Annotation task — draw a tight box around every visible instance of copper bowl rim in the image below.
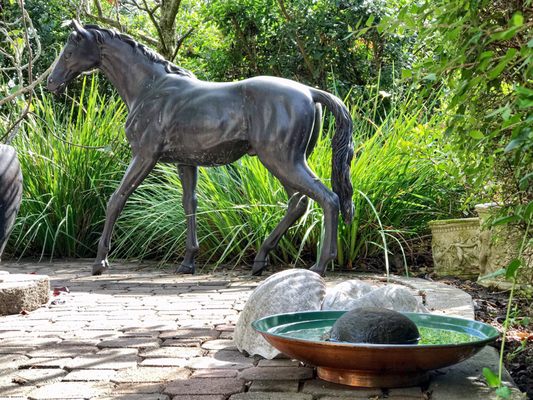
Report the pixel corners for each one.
[252,310,500,350]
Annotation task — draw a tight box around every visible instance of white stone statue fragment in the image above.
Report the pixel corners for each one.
[233,269,326,359]
[321,279,374,310]
[323,283,427,313]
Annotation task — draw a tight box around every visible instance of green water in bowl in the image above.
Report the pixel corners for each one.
[278,325,479,345]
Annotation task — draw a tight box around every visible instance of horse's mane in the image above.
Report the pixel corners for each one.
[83,24,195,79]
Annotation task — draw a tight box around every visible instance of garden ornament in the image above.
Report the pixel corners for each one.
[47,20,354,276]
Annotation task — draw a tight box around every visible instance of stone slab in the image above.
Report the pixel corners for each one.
[140,347,204,358]
[238,366,314,381]
[98,395,169,400]
[249,380,299,392]
[229,394,313,400]
[164,378,245,396]
[62,369,116,381]
[0,273,50,315]
[429,346,525,399]
[26,382,112,399]
[302,379,382,397]
[171,396,225,400]
[112,367,190,383]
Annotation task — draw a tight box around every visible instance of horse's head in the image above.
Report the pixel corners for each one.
[47,20,100,94]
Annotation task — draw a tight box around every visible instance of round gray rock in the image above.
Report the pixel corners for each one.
[234,269,326,359]
[328,307,420,344]
[0,272,50,315]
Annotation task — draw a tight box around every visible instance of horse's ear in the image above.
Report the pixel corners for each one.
[71,19,89,40]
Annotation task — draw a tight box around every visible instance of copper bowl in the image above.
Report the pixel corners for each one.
[252,311,499,388]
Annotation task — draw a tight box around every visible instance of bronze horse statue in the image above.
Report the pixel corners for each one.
[47,21,354,276]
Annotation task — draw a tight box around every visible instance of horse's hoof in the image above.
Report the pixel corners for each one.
[251,260,268,276]
[309,264,326,277]
[176,264,195,274]
[92,260,109,276]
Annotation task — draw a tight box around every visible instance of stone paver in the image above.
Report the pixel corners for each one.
[26,382,112,399]
[238,366,314,381]
[229,394,313,400]
[164,378,245,396]
[301,380,382,398]
[248,380,299,392]
[62,369,116,381]
[0,262,524,400]
[112,367,190,383]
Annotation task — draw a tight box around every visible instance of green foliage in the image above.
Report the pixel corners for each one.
[6,77,129,259]
[380,0,532,209]
[206,0,414,94]
[0,0,73,76]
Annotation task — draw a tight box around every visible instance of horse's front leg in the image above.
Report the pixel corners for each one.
[176,165,199,274]
[92,155,157,275]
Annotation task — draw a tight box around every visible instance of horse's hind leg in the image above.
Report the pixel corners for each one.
[176,165,199,274]
[252,187,309,276]
[257,157,339,276]
[93,155,157,275]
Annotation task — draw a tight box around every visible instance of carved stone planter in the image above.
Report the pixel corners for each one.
[429,218,480,278]
[0,144,23,261]
[476,203,532,289]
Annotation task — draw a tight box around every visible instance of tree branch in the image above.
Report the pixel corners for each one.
[141,0,167,54]
[276,0,316,79]
[84,11,159,47]
[0,63,52,108]
[171,26,194,61]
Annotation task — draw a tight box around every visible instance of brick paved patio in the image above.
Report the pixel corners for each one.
[0,261,524,399]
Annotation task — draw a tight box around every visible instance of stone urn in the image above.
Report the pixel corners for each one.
[476,203,532,289]
[0,144,23,261]
[428,218,480,278]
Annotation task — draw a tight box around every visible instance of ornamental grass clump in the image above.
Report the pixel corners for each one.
[7,76,128,258]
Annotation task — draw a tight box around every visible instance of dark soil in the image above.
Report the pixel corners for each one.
[431,277,532,398]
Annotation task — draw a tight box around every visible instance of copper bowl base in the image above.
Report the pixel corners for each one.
[317,366,429,388]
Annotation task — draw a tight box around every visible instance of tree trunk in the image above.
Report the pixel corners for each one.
[158,0,182,60]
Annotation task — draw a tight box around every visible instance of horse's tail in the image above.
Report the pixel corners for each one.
[311,88,354,224]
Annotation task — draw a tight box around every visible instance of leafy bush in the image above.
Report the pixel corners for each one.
[206,0,414,94]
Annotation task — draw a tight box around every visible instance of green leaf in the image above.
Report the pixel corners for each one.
[479,51,494,61]
[401,69,412,79]
[491,26,521,41]
[518,98,533,109]
[365,15,375,27]
[483,367,500,388]
[424,73,437,81]
[511,13,524,27]
[495,386,512,398]
[478,268,506,281]
[523,200,533,221]
[469,130,485,139]
[528,38,533,48]
[487,49,517,79]
[504,138,524,152]
[505,259,521,280]
[515,85,533,97]
[492,215,520,225]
